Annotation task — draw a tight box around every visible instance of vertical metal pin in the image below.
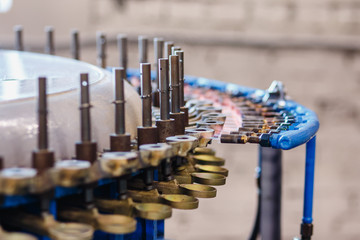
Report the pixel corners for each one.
[96,32,107,68]
[45,26,55,55]
[140,63,152,127]
[117,35,128,77]
[14,25,24,51]
[175,50,185,107]
[71,29,80,60]
[138,36,148,64]
[164,41,174,59]
[170,55,180,113]
[154,38,164,90]
[113,68,126,135]
[80,73,91,142]
[38,77,48,150]
[159,58,170,120]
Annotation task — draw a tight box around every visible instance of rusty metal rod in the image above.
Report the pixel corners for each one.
[71,29,80,60]
[141,63,152,127]
[113,68,126,135]
[159,58,170,120]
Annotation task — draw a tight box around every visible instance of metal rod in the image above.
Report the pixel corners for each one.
[170,55,180,113]
[117,34,127,76]
[138,36,148,64]
[154,37,164,89]
[71,29,80,60]
[45,26,55,55]
[164,41,174,59]
[260,146,282,240]
[159,58,170,120]
[80,73,91,142]
[140,63,152,127]
[303,136,316,224]
[175,50,185,107]
[14,25,24,51]
[38,77,48,150]
[96,32,106,68]
[113,68,126,134]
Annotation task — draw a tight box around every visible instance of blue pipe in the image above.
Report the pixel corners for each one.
[302,136,316,224]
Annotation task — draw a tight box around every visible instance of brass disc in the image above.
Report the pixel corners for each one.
[96,214,136,234]
[179,184,217,198]
[191,172,226,186]
[1,233,37,240]
[195,164,229,176]
[193,155,225,166]
[49,223,94,240]
[134,203,172,220]
[193,147,215,155]
[161,194,199,209]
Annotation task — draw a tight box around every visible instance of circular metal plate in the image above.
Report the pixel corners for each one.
[48,223,94,240]
[195,164,229,176]
[191,172,226,186]
[0,50,104,102]
[179,184,217,198]
[193,147,215,155]
[0,232,37,240]
[193,155,225,166]
[161,194,199,209]
[96,214,136,234]
[134,203,172,220]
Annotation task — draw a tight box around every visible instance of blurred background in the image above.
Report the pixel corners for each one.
[0,0,359,239]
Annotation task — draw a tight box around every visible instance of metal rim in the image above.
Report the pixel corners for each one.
[134,203,172,220]
[179,184,217,198]
[160,194,199,209]
[191,172,226,186]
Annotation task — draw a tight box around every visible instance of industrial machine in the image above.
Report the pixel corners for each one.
[0,26,319,240]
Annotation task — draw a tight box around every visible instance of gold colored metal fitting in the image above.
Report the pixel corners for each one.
[100,152,139,177]
[185,128,214,147]
[191,172,226,186]
[179,184,217,198]
[196,120,224,135]
[161,194,199,209]
[49,223,94,240]
[134,203,172,220]
[193,147,216,155]
[195,164,229,177]
[96,214,136,234]
[0,167,37,195]
[201,112,226,122]
[54,160,91,187]
[139,143,173,167]
[193,155,225,166]
[166,135,198,157]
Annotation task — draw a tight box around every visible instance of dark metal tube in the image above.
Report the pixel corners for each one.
[159,58,170,120]
[45,26,55,55]
[140,63,152,127]
[113,68,126,134]
[38,77,48,150]
[170,55,180,113]
[164,41,174,59]
[260,146,282,240]
[138,36,148,63]
[117,34,128,76]
[154,38,164,90]
[80,73,91,142]
[71,29,80,60]
[14,25,24,51]
[96,32,106,68]
[175,50,185,107]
